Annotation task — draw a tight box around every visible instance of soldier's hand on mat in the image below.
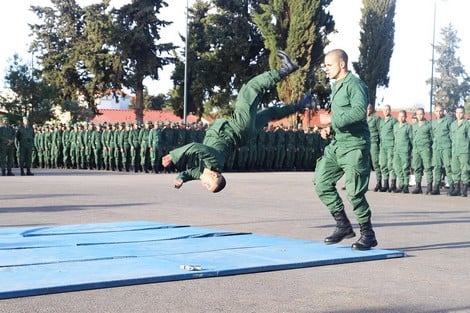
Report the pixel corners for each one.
[162,154,173,167]
[174,180,183,189]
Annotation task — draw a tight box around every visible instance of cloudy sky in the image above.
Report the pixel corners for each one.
[1,0,468,110]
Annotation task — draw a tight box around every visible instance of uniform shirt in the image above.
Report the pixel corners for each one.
[432,116,453,150]
[367,113,382,143]
[329,71,370,151]
[412,120,432,150]
[450,119,470,155]
[380,116,397,148]
[393,122,413,154]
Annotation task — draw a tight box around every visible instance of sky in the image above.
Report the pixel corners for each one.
[1,0,468,111]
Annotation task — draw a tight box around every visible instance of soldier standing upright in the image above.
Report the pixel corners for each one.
[367,104,382,191]
[430,105,453,195]
[392,110,413,193]
[378,104,397,192]
[16,116,35,176]
[449,106,469,197]
[411,108,433,194]
[0,116,16,176]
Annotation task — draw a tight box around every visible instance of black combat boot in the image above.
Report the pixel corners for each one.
[26,168,34,176]
[389,179,397,193]
[277,50,299,79]
[7,170,15,176]
[450,182,461,196]
[374,180,382,192]
[393,184,402,193]
[402,185,410,194]
[352,221,378,251]
[430,184,440,195]
[380,180,389,192]
[425,183,433,195]
[20,168,25,176]
[294,92,314,111]
[412,184,422,194]
[2,169,5,176]
[324,210,356,245]
[462,183,468,197]
[447,183,455,196]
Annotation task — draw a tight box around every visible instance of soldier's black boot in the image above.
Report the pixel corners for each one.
[430,184,440,195]
[393,183,402,193]
[462,183,468,197]
[425,183,433,195]
[20,168,25,176]
[412,184,422,194]
[352,221,378,251]
[450,182,461,196]
[402,185,410,194]
[374,180,382,192]
[324,210,356,245]
[277,50,299,79]
[389,179,397,193]
[447,183,455,196]
[7,170,15,176]
[380,180,389,192]
[26,168,34,176]
[2,169,6,176]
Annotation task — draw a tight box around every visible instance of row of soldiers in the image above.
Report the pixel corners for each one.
[0,116,328,176]
[367,104,469,197]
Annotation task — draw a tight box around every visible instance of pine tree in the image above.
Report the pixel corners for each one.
[431,23,470,114]
[353,0,396,107]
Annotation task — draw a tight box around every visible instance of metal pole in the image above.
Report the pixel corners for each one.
[429,2,436,121]
[183,0,189,124]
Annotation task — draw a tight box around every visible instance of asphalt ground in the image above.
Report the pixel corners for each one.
[0,169,469,313]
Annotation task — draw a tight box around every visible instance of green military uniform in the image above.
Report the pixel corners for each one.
[314,71,371,223]
[16,117,35,175]
[62,125,72,168]
[148,121,162,173]
[393,121,413,192]
[379,115,397,191]
[431,115,453,194]
[91,124,103,170]
[411,119,433,193]
[273,125,286,170]
[367,112,382,191]
[284,126,296,169]
[449,119,469,195]
[169,71,301,183]
[264,125,276,170]
[0,116,16,176]
[128,123,141,172]
[139,121,152,173]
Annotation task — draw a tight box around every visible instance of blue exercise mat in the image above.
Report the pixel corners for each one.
[0,221,405,299]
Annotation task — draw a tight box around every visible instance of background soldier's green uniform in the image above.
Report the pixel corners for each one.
[449,119,469,196]
[431,115,453,194]
[0,117,16,176]
[91,125,103,170]
[128,123,140,172]
[393,121,413,193]
[273,125,286,170]
[148,121,162,173]
[69,125,79,169]
[295,127,305,170]
[411,119,433,193]
[16,117,35,175]
[62,125,72,168]
[255,128,267,169]
[367,112,382,191]
[284,126,296,169]
[264,125,276,170]
[379,115,397,191]
[139,121,152,173]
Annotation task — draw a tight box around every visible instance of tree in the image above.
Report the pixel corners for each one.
[112,0,176,122]
[353,0,396,107]
[253,0,334,106]
[430,23,470,114]
[29,0,120,119]
[0,54,56,125]
[170,0,269,119]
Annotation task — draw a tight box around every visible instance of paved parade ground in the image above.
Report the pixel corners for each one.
[0,169,469,313]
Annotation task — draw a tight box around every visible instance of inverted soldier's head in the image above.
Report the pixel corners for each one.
[200,168,226,193]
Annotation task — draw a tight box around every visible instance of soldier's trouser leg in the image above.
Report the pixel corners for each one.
[370,141,381,181]
[314,144,371,224]
[422,148,433,185]
[412,150,423,185]
[452,154,469,185]
[379,145,394,180]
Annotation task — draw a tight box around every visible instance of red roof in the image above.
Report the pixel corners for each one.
[91,109,198,124]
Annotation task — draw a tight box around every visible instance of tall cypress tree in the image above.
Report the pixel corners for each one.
[353,0,396,107]
[253,0,334,105]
